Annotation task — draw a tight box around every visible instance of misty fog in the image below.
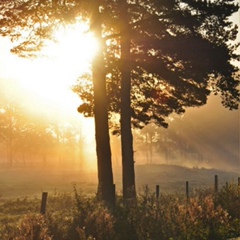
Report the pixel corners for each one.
[0,77,238,173]
[131,95,239,172]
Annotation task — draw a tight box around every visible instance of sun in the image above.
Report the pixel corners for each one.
[2,22,98,118]
[43,22,99,76]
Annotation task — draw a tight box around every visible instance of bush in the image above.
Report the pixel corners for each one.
[0,185,239,240]
[1,213,52,240]
[71,187,116,240]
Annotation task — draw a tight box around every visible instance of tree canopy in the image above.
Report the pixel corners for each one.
[74,0,239,132]
[0,0,238,128]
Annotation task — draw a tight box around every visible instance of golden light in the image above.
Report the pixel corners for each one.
[0,22,98,161]
[2,22,98,118]
[43,22,99,77]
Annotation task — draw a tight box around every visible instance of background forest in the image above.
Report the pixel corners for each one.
[0,91,238,172]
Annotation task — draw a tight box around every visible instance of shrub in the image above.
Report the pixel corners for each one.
[1,213,52,240]
[70,187,116,240]
[1,185,239,240]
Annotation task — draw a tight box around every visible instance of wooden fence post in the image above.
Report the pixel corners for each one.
[237,177,240,196]
[156,185,160,199]
[214,175,218,192]
[186,181,189,202]
[40,192,48,215]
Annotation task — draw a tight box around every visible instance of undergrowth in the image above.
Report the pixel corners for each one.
[0,183,239,240]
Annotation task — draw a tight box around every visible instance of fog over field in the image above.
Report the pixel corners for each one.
[0,81,239,198]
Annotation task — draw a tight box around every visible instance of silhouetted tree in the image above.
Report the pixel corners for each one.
[74,0,239,200]
[0,102,23,166]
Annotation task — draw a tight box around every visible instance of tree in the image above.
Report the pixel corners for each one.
[14,121,38,166]
[0,0,115,205]
[119,0,136,199]
[74,0,239,200]
[133,124,160,164]
[0,102,23,166]
[90,2,115,204]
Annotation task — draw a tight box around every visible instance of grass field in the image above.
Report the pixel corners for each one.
[0,164,239,199]
[0,164,239,240]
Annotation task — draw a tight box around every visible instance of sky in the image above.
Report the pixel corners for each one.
[0,4,239,171]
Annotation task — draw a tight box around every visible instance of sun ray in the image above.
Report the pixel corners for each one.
[3,22,98,118]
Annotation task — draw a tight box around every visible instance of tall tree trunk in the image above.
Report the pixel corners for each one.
[120,0,136,200]
[91,3,115,206]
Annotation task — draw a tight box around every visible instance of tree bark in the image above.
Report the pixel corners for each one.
[120,0,136,200]
[91,3,115,206]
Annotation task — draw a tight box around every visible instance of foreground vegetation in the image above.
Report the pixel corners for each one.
[0,182,239,240]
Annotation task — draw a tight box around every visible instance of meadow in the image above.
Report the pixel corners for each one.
[0,163,239,198]
[0,164,239,240]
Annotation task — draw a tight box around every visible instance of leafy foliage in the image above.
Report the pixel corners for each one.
[73,0,240,132]
[0,0,239,131]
